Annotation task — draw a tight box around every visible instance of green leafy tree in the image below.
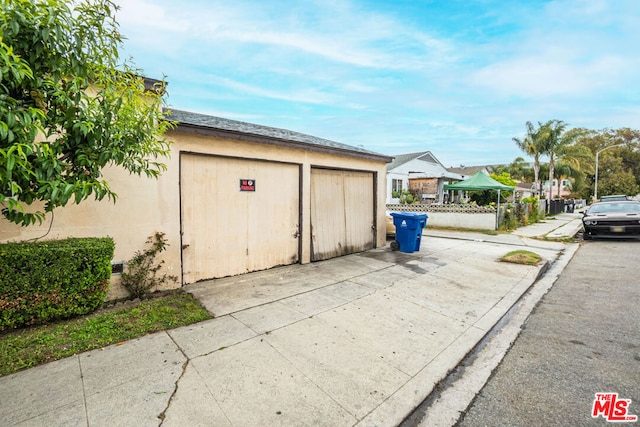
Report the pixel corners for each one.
[0,0,173,226]
[596,155,639,198]
[491,172,517,187]
[493,157,530,181]
[573,128,640,199]
[598,129,640,191]
[469,172,515,205]
[507,157,529,181]
[569,173,591,200]
[614,129,640,183]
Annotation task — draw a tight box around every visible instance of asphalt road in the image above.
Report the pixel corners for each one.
[457,239,640,426]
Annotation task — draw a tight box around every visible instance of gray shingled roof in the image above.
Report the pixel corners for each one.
[447,165,489,175]
[165,109,392,162]
[386,151,430,170]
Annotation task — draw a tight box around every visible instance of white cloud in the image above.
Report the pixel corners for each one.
[460,0,640,102]
[117,0,191,33]
[118,0,453,71]
[200,74,339,105]
[470,56,617,98]
[114,0,640,166]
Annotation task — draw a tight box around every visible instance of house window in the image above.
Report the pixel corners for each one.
[392,179,403,194]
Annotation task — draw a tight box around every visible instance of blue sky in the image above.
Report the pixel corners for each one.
[116,0,640,167]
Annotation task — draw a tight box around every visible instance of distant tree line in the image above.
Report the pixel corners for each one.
[496,121,640,202]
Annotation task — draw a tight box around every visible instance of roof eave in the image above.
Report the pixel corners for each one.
[171,122,393,163]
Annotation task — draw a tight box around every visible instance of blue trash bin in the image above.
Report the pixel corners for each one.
[390,212,428,253]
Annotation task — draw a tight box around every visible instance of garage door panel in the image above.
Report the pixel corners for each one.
[344,172,374,251]
[311,169,374,261]
[181,154,299,283]
[310,169,346,260]
[246,170,299,272]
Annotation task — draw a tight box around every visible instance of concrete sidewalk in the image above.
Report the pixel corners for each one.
[424,212,584,244]
[0,215,583,427]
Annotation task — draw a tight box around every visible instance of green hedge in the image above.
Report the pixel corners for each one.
[0,237,115,331]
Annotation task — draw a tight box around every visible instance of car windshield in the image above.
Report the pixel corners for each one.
[588,203,640,214]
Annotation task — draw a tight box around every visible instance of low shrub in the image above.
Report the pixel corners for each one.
[0,237,114,331]
[500,205,519,230]
[397,189,418,204]
[521,196,542,224]
[120,232,177,299]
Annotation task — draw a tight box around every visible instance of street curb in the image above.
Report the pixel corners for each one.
[407,243,581,427]
[544,219,584,240]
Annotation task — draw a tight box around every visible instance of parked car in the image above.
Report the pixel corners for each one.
[600,194,631,201]
[582,201,640,240]
[386,211,395,236]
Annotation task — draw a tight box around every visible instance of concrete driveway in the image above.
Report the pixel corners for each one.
[0,228,576,426]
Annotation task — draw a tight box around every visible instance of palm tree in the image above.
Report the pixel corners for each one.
[507,156,528,181]
[554,144,594,198]
[491,157,529,181]
[513,122,545,197]
[553,162,578,198]
[538,163,550,183]
[537,120,587,202]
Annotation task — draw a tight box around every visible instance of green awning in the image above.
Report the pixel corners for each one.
[444,172,514,191]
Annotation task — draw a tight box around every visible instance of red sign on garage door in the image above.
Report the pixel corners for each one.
[239,179,256,191]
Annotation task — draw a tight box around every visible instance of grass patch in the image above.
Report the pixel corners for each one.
[500,250,542,265]
[0,290,211,377]
[544,236,578,243]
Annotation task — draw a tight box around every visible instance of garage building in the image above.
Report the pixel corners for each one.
[0,109,392,297]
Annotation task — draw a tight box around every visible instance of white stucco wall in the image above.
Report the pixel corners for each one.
[387,204,498,231]
[422,211,496,230]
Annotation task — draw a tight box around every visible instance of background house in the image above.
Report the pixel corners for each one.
[1,109,391,298]
[541,179,572,199]
[446,165,492,180]
[386,152,462,204]
[515,182,536,199]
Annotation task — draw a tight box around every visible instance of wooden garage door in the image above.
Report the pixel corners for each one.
[310,168,375,261]
[181,154,300,283]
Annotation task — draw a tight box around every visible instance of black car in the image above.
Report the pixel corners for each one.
[600,194,631,201]
[582,201,640,240]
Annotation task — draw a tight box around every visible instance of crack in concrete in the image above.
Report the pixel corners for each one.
[157,332,190,426]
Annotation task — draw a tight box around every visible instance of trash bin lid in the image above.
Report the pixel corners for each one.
[390,212,428,219]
